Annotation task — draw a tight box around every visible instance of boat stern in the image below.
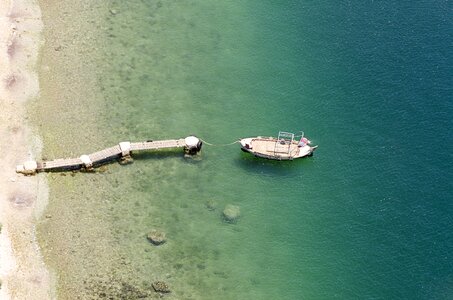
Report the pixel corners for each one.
[295,144,318,158]
[308,145,318,156]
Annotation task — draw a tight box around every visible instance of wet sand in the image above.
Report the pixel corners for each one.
[0,0,53,299]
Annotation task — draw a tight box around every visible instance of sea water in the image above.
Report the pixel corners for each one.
[35,1,452,299]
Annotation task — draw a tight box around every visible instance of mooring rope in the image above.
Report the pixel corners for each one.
[199,138,240,147]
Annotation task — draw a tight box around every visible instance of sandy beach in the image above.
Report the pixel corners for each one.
[0,0,53,299]
[1,0,110,297]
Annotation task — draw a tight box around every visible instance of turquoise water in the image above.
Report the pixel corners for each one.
[38,1,452,299]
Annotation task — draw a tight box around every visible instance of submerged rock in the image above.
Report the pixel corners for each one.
[147,230,166,245]
[222,205,240,223]
[84,278,150,299]
[205,199,217,211]
[152,281,170,293]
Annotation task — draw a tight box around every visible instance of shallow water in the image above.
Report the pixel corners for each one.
[35,1,452,299]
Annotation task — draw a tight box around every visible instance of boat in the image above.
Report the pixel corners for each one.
[240,131,317,160]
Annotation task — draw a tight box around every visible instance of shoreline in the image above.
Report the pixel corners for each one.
[0,0,53,299]
[29,1,114,298]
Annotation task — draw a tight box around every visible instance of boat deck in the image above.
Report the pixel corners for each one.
[249,138,300,159]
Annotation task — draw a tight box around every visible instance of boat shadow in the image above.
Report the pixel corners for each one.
[234,152,315,177]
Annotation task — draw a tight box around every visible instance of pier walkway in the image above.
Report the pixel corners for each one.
[16,136,202,175]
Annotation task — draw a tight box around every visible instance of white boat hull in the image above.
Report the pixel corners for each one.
[240,137,317,160]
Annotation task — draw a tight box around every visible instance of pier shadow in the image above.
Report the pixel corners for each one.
[129,149,186,161]
[131,149,203,163]
[41,150,198,175]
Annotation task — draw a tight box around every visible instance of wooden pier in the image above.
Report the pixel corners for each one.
[16,136,202,175]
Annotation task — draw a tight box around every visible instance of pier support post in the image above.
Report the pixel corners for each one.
[80,155,93,171]
[16,160,38,175]
[119,141,133,163]
[184,136,202,155]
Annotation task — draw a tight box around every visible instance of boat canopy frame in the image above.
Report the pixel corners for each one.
[273,131,306,157]
[294,131,305,140]
[274,131,295,154]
